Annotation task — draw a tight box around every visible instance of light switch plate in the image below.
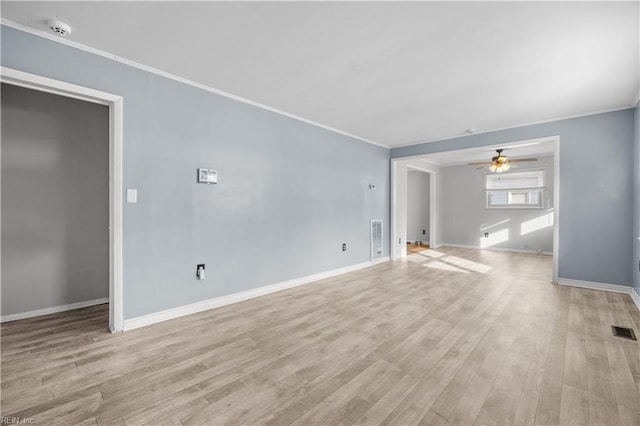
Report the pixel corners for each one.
[127,189,138,203]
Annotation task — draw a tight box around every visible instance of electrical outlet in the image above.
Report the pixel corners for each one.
[422,229,426,235]
[484,232,489,238]
[196,264,205,280]
[342,243,347,252]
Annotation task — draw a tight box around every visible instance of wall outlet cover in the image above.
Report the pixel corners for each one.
[126,189,138,203]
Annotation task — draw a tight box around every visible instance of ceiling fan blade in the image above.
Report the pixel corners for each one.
[475,165,487,170]
[467,161,490,165]
[509,158,538,163]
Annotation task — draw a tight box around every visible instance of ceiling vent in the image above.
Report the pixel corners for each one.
[48,20,72,37]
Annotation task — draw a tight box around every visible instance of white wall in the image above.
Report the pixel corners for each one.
[1,84,110,316]
[407,170,430,243]
[441,155,554,253]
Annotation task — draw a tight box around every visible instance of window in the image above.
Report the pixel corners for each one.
[485,169,545,209]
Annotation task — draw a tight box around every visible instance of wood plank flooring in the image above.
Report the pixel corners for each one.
[407,243,429,253]
[2,247,639,425]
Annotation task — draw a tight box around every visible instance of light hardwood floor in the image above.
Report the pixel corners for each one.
[2,247,639,425]
[407,243,429,253]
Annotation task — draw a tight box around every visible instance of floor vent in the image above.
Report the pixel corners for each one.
[611,326,637,341]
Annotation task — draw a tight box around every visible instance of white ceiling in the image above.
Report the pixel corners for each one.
[2,2,638,148]
[412,137,556,167]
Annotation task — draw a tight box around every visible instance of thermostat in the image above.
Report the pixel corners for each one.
[197,168,217,184]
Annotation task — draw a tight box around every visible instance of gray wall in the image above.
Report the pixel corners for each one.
[634,103,639,292]
[1,25,390,319]
[407,170,430,243]
[441,156,554,253]
[1,84,109,315]
[393,109,634,287]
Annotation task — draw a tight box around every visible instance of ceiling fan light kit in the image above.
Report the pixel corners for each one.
[468,148,537,173]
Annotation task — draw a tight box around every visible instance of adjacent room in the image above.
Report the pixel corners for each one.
[396,139,557,279]
[2,84,110,328]
[1,2,639,425]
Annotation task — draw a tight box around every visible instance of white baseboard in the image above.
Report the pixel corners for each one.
[1,298,109,323]
[558,279,640,311]
[629,287,640,311]
[124,257,390,331]
[441,243,552,256]
[557,278,633,294]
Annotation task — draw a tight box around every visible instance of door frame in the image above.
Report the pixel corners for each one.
[1,67,124,332]
[391,159,439,260]
[406,165,436,249]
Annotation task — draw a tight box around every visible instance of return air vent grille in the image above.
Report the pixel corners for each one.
[611,326,637,340]
[371,220,383,261]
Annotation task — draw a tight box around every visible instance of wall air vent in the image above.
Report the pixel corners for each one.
[371,219,383,261]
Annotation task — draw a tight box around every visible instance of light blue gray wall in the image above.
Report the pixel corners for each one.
[1,26,390,319]
[393,110,635,287]
[634,104,640,292]
[1,84,109,315]
[407,170,430,243]
[441,156,554,253]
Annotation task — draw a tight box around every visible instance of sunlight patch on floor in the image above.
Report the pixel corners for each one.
[407,253,428,263]
[424,260,469,273]
[420,249,446,258]
[442,255,492,274]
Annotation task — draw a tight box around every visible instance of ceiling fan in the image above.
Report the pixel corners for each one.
[467,149,538,173]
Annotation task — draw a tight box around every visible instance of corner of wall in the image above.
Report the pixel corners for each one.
[633,103,640,291]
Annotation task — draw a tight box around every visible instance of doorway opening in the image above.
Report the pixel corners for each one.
[391,159,438,260]
[0,67,123,332]
[406,167,433,253]
[391,136,560,283]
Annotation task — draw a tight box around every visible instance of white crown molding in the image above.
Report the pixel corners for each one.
[124,257,389,331]
[0,19,389,150]
[441,243,552,256]
[1,298,109,323]
[391,106,634,150]
[558,279,639,312]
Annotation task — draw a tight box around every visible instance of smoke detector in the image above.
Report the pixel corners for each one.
[48,20,72,37]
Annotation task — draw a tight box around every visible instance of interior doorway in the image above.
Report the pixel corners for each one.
[0,67,123,332]
[406,167,432,251]
[391,136,560,283]
[391,160,437,260]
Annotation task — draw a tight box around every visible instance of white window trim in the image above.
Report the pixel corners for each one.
[484,167,546,210]
[484,167,547,190]
[486,188,545,209]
